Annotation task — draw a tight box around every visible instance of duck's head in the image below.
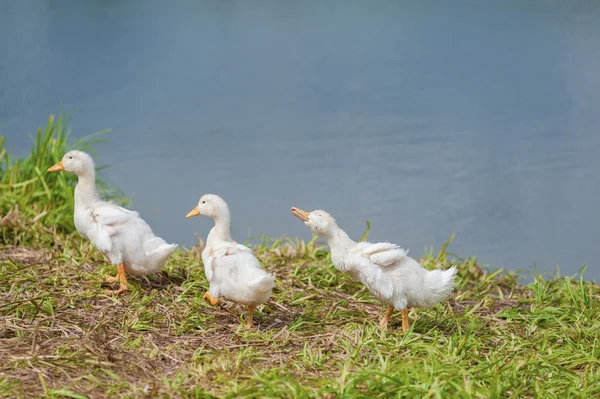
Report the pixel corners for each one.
[47,150,95,176]
[186,194,229,219]
[291,207,338,237]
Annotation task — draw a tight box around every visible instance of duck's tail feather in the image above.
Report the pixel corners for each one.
[248,273,276,294]
[421,265,457,307]
[145,237,178,267]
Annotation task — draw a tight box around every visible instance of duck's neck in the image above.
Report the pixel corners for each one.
[207,210,233,246]
[326,227,356,252]
[74,170,100,208]
[326,227,357,272]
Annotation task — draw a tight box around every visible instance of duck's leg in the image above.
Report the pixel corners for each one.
[104,252,120,282]
[203,292,219,306]
[379,305,395,330]
[246,304,256,328]
[105,262,128,295]
[401,308,410,332]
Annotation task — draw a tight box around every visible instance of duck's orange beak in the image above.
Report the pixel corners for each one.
[291,207,310,222]
[47,161,65,172]
[186,207,200,218]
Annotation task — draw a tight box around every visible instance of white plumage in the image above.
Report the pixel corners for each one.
[201,240,275,306]
[48,151,178,294]
[82,204,177,275]
[336,241,457,310]
[186,194,275,328]
[291,207,457,331]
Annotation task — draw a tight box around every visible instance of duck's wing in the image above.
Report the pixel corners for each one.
[81,203,137,257]
[212,242,252,258]
[204,242,253,281]
[360,242,408,267]
[92,202,140,230]
[349,242,408,301]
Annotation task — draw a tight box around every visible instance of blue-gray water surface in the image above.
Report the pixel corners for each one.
[1,0,599,280]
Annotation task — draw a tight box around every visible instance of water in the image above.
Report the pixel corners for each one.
[1,0,599,280]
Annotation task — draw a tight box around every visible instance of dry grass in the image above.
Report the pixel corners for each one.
[1,209,599,398]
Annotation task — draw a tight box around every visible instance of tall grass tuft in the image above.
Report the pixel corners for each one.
[0,113,123,238]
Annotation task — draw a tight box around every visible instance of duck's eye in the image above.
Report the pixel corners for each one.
[68,156,72,159]
[202,201,206,204]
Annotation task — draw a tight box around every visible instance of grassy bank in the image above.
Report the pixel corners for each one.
[0,114,123,239]
[1,117,599,398]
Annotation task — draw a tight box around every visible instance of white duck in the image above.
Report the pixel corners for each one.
[186,194,275,328]
[47,151,178,294]
[291,207,457,331]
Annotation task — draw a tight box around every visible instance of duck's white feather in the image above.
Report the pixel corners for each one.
[68,152,177,276]
[338,241,456,310]
[92,203,139,226]
[203,241,275,306]
[201,240,251,282]
[334,244,395,302]
[76,200,177,275]
[197,195,275,307]
[309,210,456,312]
[360,242,408,267]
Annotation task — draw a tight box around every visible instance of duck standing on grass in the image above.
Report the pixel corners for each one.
[47,151,178,294]
[186,194,275,328]
[291,207,457,331]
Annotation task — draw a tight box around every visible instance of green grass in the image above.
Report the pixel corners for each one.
[0,113,125,240]
[1,117,599,398]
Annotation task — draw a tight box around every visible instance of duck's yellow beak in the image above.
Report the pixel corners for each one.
[291,207,310,222]
[186,207,201,218]
[47,161,65,172]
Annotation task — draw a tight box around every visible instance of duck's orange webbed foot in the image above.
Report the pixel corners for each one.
[105,262,129,295]
[104,284,128,295]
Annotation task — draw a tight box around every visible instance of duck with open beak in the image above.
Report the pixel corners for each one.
[291,207,310,222]
[290,206,457,331]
